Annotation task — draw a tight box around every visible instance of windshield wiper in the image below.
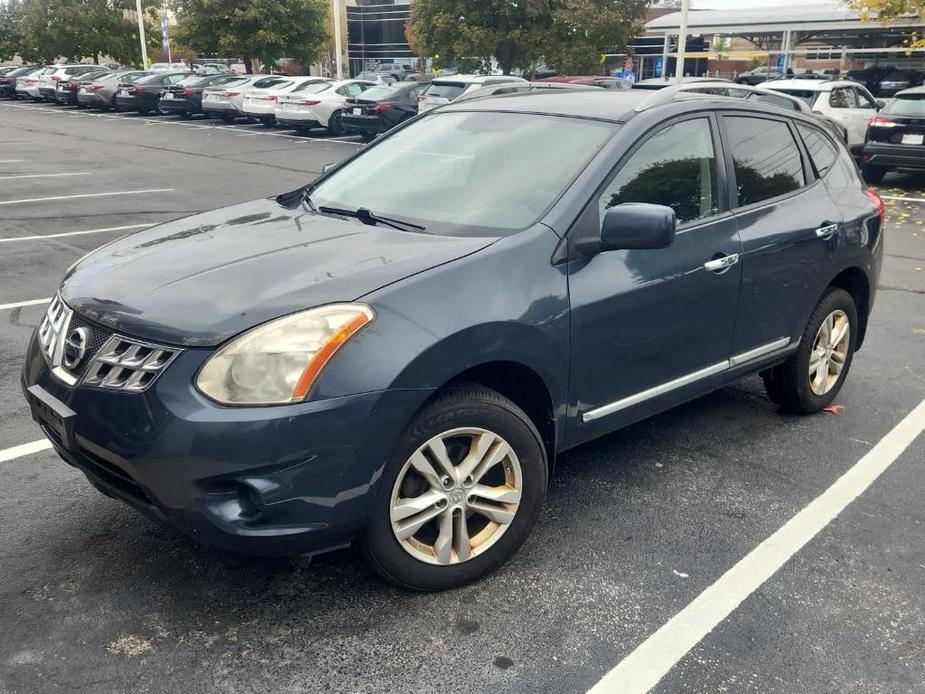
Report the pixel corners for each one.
[317,205,425,232]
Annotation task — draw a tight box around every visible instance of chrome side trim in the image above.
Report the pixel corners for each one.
[729,337,791,367]
[581,337,793,423]
[582,361,728,423]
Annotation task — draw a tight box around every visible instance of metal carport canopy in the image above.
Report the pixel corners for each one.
[645,2,925,35]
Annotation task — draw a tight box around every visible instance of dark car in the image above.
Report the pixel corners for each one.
[158,73,245,118]
[860,86,925,183]
[53,68,111,106]
[77,70,149,110]
[23,89,883,591]
[0,65,42,98]
[115,71,191,114]
[846,66,888,94]
[877,70,924,98]
[342,82,429,139]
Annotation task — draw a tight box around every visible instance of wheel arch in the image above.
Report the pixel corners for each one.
[828,266,870,349]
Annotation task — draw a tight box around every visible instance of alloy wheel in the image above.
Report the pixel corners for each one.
[389,427,523,566]
[808,309,850,396]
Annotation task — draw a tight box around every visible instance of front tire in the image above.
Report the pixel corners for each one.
[363,384,547,591]
[762,287,857,414]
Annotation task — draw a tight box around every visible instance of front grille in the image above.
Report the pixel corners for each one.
[40,293,181,393]
[82,335,179,393]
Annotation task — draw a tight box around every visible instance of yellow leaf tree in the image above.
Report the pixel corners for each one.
[849,0,925,48]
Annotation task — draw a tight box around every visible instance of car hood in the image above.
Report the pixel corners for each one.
[60,197,495,347]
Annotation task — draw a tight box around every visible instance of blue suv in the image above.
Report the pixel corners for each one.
[23,88,883,590]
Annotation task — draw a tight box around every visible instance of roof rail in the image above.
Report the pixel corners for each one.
[633,80,781,112]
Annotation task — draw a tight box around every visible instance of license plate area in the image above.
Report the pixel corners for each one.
[901,133,924,145]
[26,385,75,450]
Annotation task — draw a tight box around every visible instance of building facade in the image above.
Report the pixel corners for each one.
[346,0,416,76]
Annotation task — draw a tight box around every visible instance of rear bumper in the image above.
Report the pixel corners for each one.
[276,116,318,128]
[77,92,108,107]
[342,114,387,135]
[54,90,77,104]
[38,87,56,100]
[862,143,925,170]
[115,94,156,111]
[159,98,200,113]
[202,100,239,113]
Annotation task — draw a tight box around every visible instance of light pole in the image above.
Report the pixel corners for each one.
[332,0,344,79]
[135,0,148,69]
[674,0,690,80]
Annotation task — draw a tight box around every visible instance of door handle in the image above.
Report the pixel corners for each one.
[704,254,740,273]
[815,223,839,240]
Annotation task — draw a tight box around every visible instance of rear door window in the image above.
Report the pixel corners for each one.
[797,124,838,176]
[724,116,805,207]
[598,117,719,225]
[829,87,857,109]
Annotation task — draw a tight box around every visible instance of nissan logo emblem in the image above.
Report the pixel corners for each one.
[63,326,89,369]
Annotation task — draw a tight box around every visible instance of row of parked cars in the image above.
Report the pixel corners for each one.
[735,64,925,97]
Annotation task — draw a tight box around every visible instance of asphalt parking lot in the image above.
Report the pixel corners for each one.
[1,100,924,694]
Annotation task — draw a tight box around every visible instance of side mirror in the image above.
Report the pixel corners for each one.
[599,203,676,251]
[876,99,886,110]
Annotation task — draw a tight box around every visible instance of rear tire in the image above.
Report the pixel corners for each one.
[763,287,857,414]
[328,110,345,136]
[362,384,548,591]
[861,165,887,184]
[179,111,193,119]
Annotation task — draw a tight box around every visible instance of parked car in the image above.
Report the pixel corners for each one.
[77,70,148,110]
[761,79,882,154]
[633,76,732,90]
[23,89,882,591]
[15,68,47,101]
[846,66,888,94]
[115,71,191,114]
[149,62,190,72]
[373,63,413,81]
[242,76,330,127]
[275,79,375,134]
[735,65,784,85]
[193,63,231,75]
[417,74,527,112]
[860,86,925,183]
[355,72,397,85]
[0,65,42,99]
[539,75,631,90]
[342,81,431,140]
[158,73,245,118]
[877,70,924,98]
[455,81,599,103]
[53,68,111,106]
[37,64,103,102]
[201,74,279,121]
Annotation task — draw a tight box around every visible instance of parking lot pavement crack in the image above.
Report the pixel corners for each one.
[878,285,925,295]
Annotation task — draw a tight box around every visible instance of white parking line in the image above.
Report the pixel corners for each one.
[0,189,174,206]
[0,159,25,163]
[0,439,53,464]
[0,297,51,311]
[588,398,925,694]
[881,195,925,204]
[0,223,155,243]
[0,172,90,181]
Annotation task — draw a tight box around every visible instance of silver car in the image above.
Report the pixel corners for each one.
[202,75,281,121]
[76,70,149,110]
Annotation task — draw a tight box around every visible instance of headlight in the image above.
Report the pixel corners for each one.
[196,303,374,405]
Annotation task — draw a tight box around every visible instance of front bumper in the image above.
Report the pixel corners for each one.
[862,142,925,170]
[21,327,431,556]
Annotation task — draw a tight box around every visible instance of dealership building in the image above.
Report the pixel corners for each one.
[346,0,415,76]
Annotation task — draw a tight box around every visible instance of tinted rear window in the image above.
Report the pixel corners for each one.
[725,116,805,207]
[252,77,288,89]
[360,85,401,100]
[423,82,467,99]
[797,124,838,176]
[770,89,818,106]
[289,80,331,94]
[176,75,219,87]
[884,95,925,116]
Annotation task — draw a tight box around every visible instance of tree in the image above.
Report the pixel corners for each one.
[850,0,925,48]
[173,0,329,74]
[408,0,648,76]
[0,2,25,63]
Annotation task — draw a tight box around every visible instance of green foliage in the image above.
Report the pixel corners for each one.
[14,0,151,64]
[173,0,329,72]
[408,0,647,76]
[850,0,925,48]
[0,2,24,63]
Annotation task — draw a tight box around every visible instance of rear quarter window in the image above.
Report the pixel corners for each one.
[423,82,466,99]
[797,124,838,177]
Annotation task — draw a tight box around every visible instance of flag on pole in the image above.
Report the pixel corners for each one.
[161,14,170,51]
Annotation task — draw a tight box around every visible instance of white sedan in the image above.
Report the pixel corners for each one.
[275,80,374,135]
[241,76,330,126]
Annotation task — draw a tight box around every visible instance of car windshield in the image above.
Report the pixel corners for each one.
[358,85,400,100]
[289,80,331,94]
[310,111,616,236]
[768,88,818,106]
[884,94,925,116]
[423,82,468,100]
